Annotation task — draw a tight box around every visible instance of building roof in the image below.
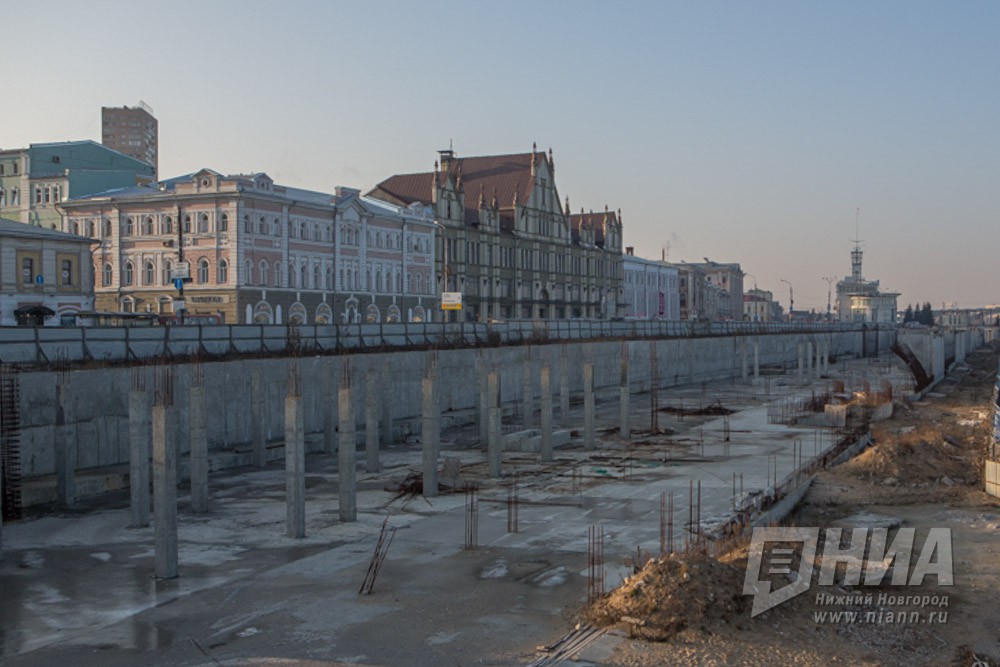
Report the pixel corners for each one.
[569,209,617,246]
[368,152,543,224]
[0,217,96,244]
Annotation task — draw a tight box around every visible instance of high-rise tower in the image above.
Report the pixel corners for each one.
[101,102,158,177]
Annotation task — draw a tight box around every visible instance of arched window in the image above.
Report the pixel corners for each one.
[197,258,209,284]
[0,188,5,206]
[141,216,154,235]
[103,263,113,287]
[244,260,253,285]
[103,219,112,237]
[259,260,268,286]
[219,214,228,232]
[300,264,307,289]
[86,219,95,237]
[144,260,155,285]
[183,215,192,233]
[273,217,280,236]
[244,215,251,233]
[163,216,173,234]
[313,265,320,290]
[163,260,173,286]
[258,216,266,234]
[123,261,134,286]
[124,217,134,235]
[299,221,306,239]
[273,262,281,287]
[326,266,333,290]
[218,259,228,283]
[71,221,79,235]
[10,187,18,205]
[199,214,209,233]
[34,186,42,203]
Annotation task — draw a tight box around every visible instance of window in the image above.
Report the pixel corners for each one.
[86,219,95,237]
[103,263,113,286]
[123,261,134,286]
[12,162,17,175]
[163,260,173,286]
[258,216,266,234]
[259,260,268,286]
[244,215,251,233]
[43,186,51,204]
[183,215,192,233]
[197,259,209,284]
[198,213,209,233]
[34,186,42,204]
[124,217,134,236]
[164,216,173,234]
[219,214,228,232]
[218,259,228,283]
[144,260,155,285]
[142,217,154,235]
[71,221,79,235]
[0,188,4,206]
[10,187,17,205]
[273,262,281,287]
[21,257,34,285]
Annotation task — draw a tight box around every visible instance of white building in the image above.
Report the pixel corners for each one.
[0,217,96,325]
[622,249,680,320]
[836,242,898,324]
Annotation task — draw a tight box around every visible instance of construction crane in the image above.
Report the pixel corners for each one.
[822,276,836,322]
[779,278,794,320]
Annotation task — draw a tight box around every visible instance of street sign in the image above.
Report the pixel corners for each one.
[441,292,462,310]
[171,262,190,280]
[34,275,44,286]
[174,278,184,290]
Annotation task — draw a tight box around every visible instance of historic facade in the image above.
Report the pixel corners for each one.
[0,217,96,325]
[622,249,680,320]
[56,169,437,324]
[368,146,624,321]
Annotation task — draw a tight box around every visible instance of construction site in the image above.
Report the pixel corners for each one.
[0,326,997,667]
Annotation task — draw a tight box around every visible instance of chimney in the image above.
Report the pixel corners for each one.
[626,246,634,256]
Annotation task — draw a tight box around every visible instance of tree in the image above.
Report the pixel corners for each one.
[903,304,914,323]
[919,302,934,326]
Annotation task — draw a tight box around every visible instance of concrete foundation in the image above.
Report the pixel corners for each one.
[619,348,630,439]
[560,346,570,424]
[128,389,150,528]
[540,365,553,462]
[422,363,439,497]
[152,402,178,579]
[365,370,380,473]
[583,362,595,448]
[381,366,393,447]
[251,369,267,468]
[285,392,305,538]
[522,349,533,429]
[338,371,357,522]
[488,370,501,477]
[189,384,208,514]
[55,377,75,509]
[323,358,336,455]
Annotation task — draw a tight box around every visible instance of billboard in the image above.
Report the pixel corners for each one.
[441,292,463,310]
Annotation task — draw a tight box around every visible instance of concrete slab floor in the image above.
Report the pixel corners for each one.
[0,353,912,666]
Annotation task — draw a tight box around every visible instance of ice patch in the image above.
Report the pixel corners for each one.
[427,631,460,645]
[22,551,44,568]
[90,552,112,563]
[480,560,508,579]
[530,566,569,587]
[236,627,261,638]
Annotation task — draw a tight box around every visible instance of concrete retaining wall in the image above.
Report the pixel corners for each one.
[17,328,887,478]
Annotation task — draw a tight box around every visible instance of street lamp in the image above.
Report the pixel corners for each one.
[779,278,794,321]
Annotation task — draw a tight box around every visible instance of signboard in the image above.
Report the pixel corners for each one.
[441,292,463,311]
[35,275,44,286]
[173,278,184,290]
[171,262,190,280]
[173,299,186,313]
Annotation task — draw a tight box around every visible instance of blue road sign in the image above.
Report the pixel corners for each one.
[174,278,184,290]
[35,275,44,286]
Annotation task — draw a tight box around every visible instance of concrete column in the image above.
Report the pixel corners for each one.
[522,350,533,429]
[824,339,830,374]
[806,341,813,375]
[540,365,553,462]
[365,370,380,473]
[619,347,630,439]
[55,377,75,509]
[251,369,267,467]
[741,342,748,381]
[380,366,393,447]
[285,390,305,538]
[814,340,822,378]
[583,362,595,448]
[152,402,178,579]
[753,342,760,379]
[338,371,356,522]
[129,388,151,528]
[189,383,208,514]
[797,342,804,380]
[422,364,439,497]
[488,370,502,477]
[323,358,337,455]
[478,354,490,448]
[560,346,570,424]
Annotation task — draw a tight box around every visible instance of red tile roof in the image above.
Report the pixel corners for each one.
[368,152,543,225]
[569,209,618,246]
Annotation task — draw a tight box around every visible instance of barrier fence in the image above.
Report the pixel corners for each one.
[0,319,883,366]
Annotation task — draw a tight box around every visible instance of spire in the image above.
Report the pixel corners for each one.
[514,182,520,206]
[478,183,486,209]
[456,163,463,191]
[491,186,498,209]
[565,195,570,216]
[530,142,537,176]
[548,146,554,167]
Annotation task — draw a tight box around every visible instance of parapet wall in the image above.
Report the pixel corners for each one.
[17,328,888,478]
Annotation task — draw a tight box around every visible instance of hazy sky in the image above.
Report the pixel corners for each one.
[6,1,998,309]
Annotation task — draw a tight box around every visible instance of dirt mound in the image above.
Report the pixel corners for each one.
[587,551,747,641]
[839,422,981,486]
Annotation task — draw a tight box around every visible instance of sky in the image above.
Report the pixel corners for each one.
[5,0,999,309]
